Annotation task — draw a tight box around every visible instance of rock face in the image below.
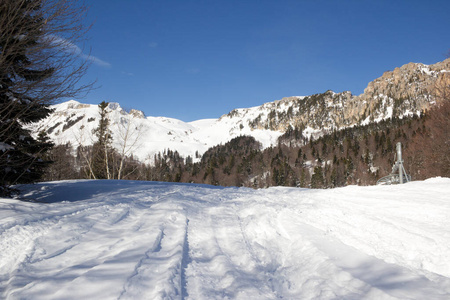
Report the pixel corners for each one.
[231,58,450,133]
[129,109,145,119]
[360,58,449,116]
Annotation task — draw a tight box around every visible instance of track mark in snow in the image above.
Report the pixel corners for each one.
[32,244,77,263]
[110,206,131,225]
[117,204,190,300]
[291,218,450,300]
[119,228,165,300]
[180,219,191,300]
[152,227,164,253]
[187,205,280,299]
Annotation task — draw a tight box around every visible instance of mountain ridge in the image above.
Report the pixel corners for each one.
[32,58,450,163]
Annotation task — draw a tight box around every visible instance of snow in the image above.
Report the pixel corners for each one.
[30,100,285,163]
[419,65,433,76]
[1,178,450,299]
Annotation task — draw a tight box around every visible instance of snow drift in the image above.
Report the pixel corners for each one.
[1,178,450,299]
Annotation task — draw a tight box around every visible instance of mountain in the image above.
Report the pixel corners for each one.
[32,58,450,163]
[32,100,283,164]
[239,58,449,134]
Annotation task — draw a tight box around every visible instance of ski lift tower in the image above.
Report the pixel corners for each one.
[377,142,411,185]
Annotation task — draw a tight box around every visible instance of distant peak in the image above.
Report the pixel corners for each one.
[65,99,80,104]
[63,99,80,108]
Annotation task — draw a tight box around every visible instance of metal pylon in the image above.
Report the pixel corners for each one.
[377,142,411,185]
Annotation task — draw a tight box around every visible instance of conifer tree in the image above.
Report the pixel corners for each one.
[310,165,324,188]
[0,0,91,196]
[0,2,54,193]
[92,101,113,179]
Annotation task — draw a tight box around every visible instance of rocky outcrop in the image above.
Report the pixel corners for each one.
[229,58,450,135]
[358,58,450,118]
[129,109,145,119]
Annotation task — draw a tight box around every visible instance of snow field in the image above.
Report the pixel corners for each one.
[1,178,450,299]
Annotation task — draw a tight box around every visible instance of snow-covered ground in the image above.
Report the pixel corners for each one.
[1,178,449,299]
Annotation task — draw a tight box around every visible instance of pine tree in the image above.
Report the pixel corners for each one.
[310,165,324,188]
[0,0,92,196]
[92,101,113,179]
[0,1,54,195]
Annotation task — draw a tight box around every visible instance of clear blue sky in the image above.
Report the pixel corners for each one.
[77,0,450,121]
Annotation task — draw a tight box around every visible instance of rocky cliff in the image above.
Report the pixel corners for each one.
[225,58,450,136]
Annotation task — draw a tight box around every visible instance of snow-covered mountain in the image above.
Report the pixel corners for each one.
[239,58,449,134]
[2,178,450,298]
[32,100,284,163]
[32,58,450,163]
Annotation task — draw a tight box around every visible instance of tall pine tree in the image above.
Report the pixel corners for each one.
[92,101,113,179]
[0,0,92,196]
[0,1,54,195]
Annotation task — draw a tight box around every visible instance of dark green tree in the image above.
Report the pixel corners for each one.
[92,101,113,179]
[310,165,325,188]
[0,1,54,194]
[0,0,91,196]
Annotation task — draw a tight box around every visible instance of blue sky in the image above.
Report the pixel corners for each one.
[77,0,450,121]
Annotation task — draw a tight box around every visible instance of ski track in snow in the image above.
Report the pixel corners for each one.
[1,178,450,299]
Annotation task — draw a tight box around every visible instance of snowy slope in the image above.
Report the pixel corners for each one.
[33,100,283,163]
[1,178,450,299]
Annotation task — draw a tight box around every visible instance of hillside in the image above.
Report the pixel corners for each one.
[1,178,450,299]
[32,58,450,163]
[32,100,283,164]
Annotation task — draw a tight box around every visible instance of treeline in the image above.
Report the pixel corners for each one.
[41,97,449,188]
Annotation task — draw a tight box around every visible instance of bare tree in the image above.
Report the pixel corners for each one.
[0,0,93,97]
[73,130,97,179]
[92,101,114,179]
[42,142,78,181]
[0,0,93,195]
[115,114,145,180]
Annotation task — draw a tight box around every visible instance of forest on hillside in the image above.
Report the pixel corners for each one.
[41,91,449,189]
